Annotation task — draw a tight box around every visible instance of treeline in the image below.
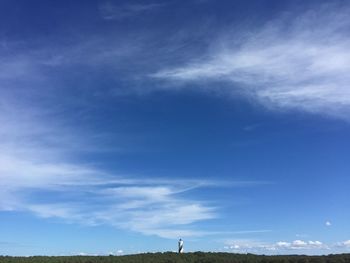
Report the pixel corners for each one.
[1,252,350,263]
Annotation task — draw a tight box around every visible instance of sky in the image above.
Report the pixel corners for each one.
[0,0,350,256]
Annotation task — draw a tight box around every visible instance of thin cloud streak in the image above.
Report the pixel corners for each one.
[99,2,163,20]
[152,4,350,119]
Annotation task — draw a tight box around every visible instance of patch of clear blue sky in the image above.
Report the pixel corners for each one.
[0,0,350,256]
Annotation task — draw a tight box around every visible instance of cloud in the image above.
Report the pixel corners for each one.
[0,161,217,238]
[4,3,350,122]
[0,89,266,239]
[288,240,325,249]
[325,221,332,226]
[0,4,279,242]
[0,155,217,238]
[336,240,350,248]
[0,29,273,239]
[0,90,220,238]
[273,240,327,251]
[99,2,163,20]
[152,4,350,119]
[224,239,329,254]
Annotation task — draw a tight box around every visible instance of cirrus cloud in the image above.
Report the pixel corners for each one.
[152,4,350,119]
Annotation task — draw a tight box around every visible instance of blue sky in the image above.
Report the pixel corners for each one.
[1,0,350,256]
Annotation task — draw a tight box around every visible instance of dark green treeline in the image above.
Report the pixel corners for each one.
[1,252,350,263]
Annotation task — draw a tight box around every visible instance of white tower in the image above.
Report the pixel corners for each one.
[178,238,184,253]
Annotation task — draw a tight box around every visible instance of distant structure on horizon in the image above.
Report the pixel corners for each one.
[178,238,184,253]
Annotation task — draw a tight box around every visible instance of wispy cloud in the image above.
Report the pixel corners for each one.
[0,156,216,238]
[152,4,350,119]
[0,26,275,238]
[0,5,273,240]
[0,90,266,238]
[99,2,163,20]
[0,124,215,238]
[0,86,215,237]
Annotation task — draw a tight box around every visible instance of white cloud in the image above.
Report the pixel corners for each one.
[337,240,350,248]
[276,241,290,248]
[0,91,266,239]
[224,239,263,250]
[292,240,307,247]
[224,239,328,254]
[153,4,350,119]
[325,221,332,226]
[0,158,216,238]
[282,240,326,250]
[0,92,272,239]
[0,98,264,238]
[0,93,220,238]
